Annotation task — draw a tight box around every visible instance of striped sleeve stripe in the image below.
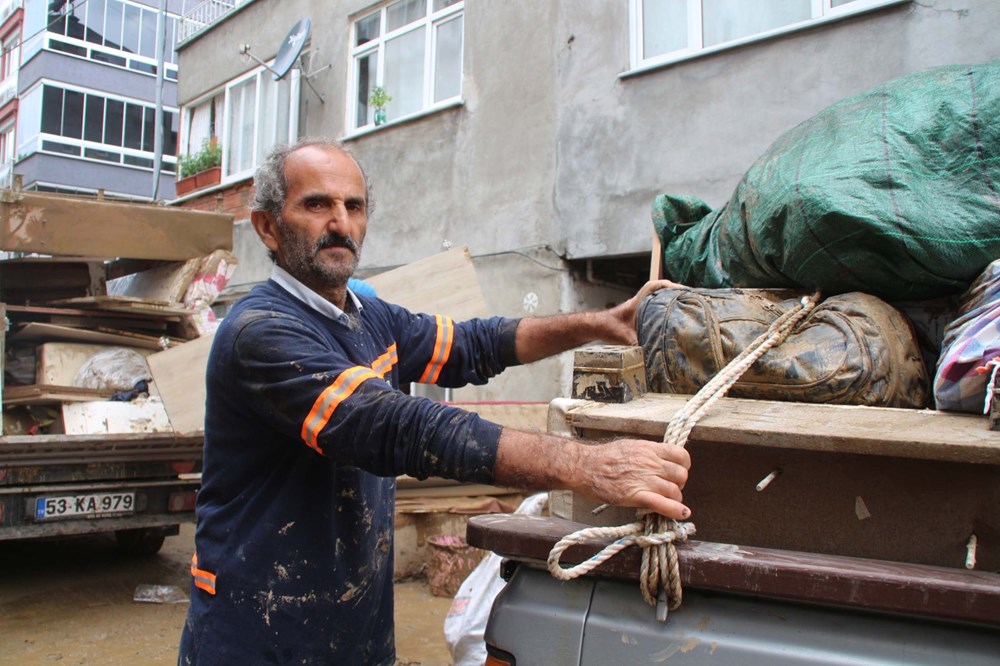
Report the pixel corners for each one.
[191,553,217,595]
[300,366,379,452]
[371,343,398,378]
[418,315,454,385]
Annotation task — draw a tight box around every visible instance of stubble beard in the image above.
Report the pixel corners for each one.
[276,218,361,291]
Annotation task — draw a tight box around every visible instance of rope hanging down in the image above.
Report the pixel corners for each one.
[547,292,822,620]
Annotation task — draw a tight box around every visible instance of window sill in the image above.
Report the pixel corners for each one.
[343,98,464,141]
[621,0,909,80]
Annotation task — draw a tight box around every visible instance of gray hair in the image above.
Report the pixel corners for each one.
[250,137,374,218]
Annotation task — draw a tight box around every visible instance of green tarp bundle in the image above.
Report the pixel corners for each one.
[654,61,1000,301]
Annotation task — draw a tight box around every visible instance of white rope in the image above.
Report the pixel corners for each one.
[547,291,821,619]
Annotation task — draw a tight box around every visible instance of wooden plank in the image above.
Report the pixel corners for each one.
[146,334,214,435]
[5,304,176,332]
[467,514,1000,627]
[649,230,663,281]
[568,393,1000,464]
[60,399,172,435]
[46,296,192,316]
[448,401,550,432]
[366,246,488,321]
[396,484,521,500]
[3,385,115,405]
[0,190,232,260]
[106,258,202,304]
[0,258,105,303]
[9,323,176,350]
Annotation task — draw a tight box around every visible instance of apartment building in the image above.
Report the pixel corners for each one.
[2,0,182,200]
[173,0,1000,402]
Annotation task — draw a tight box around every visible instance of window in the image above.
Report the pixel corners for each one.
[350,0,463,130]
[180,66,299,181]
[0,28,19,108]
[27,82,177,171]
[630,0,908,70]
[1,30,19,82]
[32,0,180,80]
[0,120,14,187]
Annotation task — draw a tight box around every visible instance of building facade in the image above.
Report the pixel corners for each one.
[3,0,182,200]
[173,0,1000,402]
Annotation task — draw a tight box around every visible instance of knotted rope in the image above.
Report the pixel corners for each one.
[547,292,822,619]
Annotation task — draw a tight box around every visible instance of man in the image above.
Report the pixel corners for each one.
[178,138,691,665]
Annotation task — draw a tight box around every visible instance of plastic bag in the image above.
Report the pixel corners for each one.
[933,259,1000,412]
[444,493,547,666]
[654,61,1000,301]
[73,348,152,392]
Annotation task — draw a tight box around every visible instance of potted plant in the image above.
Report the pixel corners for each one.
[369,86,392,126]
[176,138,222,195]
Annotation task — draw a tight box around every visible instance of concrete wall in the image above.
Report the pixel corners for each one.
[176,0,1000,403]
[553,0,1000,259]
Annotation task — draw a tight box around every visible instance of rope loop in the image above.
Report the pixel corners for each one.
[547,291,821,619]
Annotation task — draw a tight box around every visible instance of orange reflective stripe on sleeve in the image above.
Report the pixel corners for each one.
[371,343,398,379]
[418,315,454,384]
[301,365,379,452]
[191,553,217,595]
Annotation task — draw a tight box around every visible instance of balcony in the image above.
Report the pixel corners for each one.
[178,0,251,43]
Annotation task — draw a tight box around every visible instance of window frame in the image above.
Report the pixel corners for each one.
[40,0,180,81]
[180,63,300,184]
[627,0,910,75]
[19,79,178,173]
[347,0,464,133]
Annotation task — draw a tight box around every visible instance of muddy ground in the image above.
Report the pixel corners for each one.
[0,523,456,665]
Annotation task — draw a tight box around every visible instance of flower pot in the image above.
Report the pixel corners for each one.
[194,165,222,189]
[175,173,199,196]
[374,108,387,126]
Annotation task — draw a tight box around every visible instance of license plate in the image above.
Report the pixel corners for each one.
[34,492,136,521]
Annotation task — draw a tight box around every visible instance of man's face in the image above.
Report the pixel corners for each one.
[271,145,368,293]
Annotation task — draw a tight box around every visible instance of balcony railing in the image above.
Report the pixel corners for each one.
[178,0,250,43]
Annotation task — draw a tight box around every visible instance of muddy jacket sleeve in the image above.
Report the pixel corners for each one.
[216,298,520,484]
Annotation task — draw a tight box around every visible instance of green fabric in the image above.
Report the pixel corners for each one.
[654,61,1000,301]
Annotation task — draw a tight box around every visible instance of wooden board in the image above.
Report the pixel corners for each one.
[46,296,192,316]
[366,246,488,320]
[60,399,172,435]
[36,342,152,386]
[0,258,105,303]
[568,393,1000,464]
[9,323,176,350]
[3,384,115,405]
[449,401,550,432]
[5,304,176,333]
[146,334,214,435]
[106,258,202,304]
[0,190,233,260]
[466,514,1000,627]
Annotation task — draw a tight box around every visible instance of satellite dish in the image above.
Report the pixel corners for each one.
[272,18,311,81]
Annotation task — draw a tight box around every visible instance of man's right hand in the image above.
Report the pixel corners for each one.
[494,429,691,521]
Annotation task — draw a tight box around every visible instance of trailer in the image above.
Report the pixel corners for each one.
[469,346,1000,665]
[0,185,232,554]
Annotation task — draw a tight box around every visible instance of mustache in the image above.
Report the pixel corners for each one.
[316,233,359,254]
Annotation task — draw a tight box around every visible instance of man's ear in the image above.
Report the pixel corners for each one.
[250,210,280,254]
